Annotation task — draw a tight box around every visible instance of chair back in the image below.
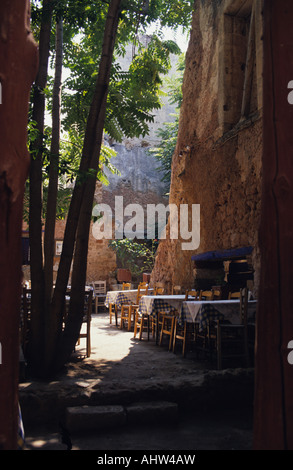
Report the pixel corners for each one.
[240,287,248,325]
[212,288,222,299]
[122,282,131,290]
[138,281,148,289]
[84,289,93,316]
[172,285,181,295]
[154,286,165,295]
[92,280,106,295]
[185,289,198,300]
[136,284,149,303]
[228,290,241,300]
[199,289,214,301]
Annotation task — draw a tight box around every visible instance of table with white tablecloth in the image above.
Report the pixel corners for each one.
[138,294,186,316]
[105,289,139,308]
[138,295,186,342]
[105,288,153,326]
[180,300,257,331]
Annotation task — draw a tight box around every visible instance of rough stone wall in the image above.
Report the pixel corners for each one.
[151,0,263,294]
[102,143,169,233]
[101,41,179,217]
[53,218,116,286]
[52,182,117,286]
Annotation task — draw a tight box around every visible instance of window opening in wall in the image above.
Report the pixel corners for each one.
[220,0,261,134]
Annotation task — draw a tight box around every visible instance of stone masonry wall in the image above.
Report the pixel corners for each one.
[53,217,116,286]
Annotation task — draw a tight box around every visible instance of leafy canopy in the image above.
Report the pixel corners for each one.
[28,0,193,217]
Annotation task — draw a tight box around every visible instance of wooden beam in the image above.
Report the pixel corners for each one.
[254,0,293,450]
[241,2,256,118]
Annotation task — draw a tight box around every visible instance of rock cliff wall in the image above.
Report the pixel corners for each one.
[151,0,263,295]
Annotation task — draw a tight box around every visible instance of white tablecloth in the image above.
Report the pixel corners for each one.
[181,300,257,330]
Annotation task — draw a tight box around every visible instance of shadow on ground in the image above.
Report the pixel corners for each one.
[20,312,255,451]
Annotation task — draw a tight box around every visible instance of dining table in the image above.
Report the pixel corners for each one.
[180,299,258,332]
[104,288,153,326]
[105,289,140,309]
[138,294,257,342]
[138,294,187,342]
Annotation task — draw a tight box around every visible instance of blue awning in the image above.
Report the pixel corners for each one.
[191,246,253,262]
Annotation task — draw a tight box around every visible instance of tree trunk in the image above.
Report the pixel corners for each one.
[27,0,54,375]
[51,0,122,372]
[0,0,38,450]
[253,0,293,450]
[43,18,63,369]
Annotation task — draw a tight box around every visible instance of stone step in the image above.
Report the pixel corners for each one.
[66,401,178,434]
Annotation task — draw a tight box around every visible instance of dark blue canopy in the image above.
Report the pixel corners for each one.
[191,246,253,262]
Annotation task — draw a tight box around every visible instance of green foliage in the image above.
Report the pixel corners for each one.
[62,34,181,142]
[109,238,158,277]
[147,53,185,189]
[27,119,53,169]
[26,120,119,223]
[60,126,120,185]
[23,180,72,224]
[28,0,192,221]
[148,114,179,187]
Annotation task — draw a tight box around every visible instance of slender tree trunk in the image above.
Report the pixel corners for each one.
[44,17,63,298]
[43,18,63,369]
[27,0,54,375]
[0,0,38,449]
[51,0,122,372]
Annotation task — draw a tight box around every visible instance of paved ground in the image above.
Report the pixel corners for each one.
[20,312,254,451]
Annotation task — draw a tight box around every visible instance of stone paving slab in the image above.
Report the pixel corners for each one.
[66,405,127,433]
[66,401,179,434]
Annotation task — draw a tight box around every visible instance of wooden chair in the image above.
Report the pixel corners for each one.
[122,282,131,290]
[109,283,131,326]
[193,289,216,358]
[159,310,176,350]
[199,289,214,301]
[138,281,148,289]
[171,290,198,356]
[185,289,198,300]
[172,290,198,357]
[172,315,195,357]
[92,280,107,314]
[77,289,93,358]
[109,302,118,325]
[121,284,148,331]
[171,285,181,295]
[134,297,152,341]
[215,287,249,369]
[154,286,165,295]
[212,288,222,299]
[228,290,241,299]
